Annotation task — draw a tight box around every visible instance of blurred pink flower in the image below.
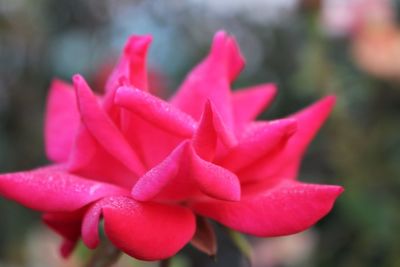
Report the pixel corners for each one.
[351,24,400,80]
[0,31,343,261]
[322,0,400,80]
[321,0,394,36]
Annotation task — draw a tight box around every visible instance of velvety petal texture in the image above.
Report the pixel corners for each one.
[0,166,127,212]
[236,96,336,184]
[44,80,80,163]
[73,75,145,176]
[115,86,196,137]
[102,196,195,260]
[0,31,343,262]
[192,181,343,236]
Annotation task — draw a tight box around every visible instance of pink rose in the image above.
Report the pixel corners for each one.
[0,31,343,261]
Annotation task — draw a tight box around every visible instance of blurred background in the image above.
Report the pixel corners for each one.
[0,0,399,266]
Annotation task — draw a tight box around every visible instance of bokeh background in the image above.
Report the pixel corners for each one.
[0,0,399,266]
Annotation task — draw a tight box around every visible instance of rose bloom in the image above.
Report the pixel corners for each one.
[0,31,343,261]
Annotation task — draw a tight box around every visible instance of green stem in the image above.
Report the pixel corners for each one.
[85,239,121,267]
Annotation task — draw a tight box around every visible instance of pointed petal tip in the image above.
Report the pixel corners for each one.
[257,82,278,97]
[267,82,278,90]
[331,184,345,196]
[201,99,214,121]
[209,30,245,81]
[297,95,337,115]
[291,94,337,134]
[212,29,244,51]
[204,98,212,109]
[114,85,131,104]
[322,94,337,105]
[314,95,337,111]
[124,35,153,55]
[232,83,278,129]
[269,118,298,136]
[72,74,92,96]
[60,239,76,258]
[214,29,228,37]
[72,74,84,85]
[266,83,278,98]
[49,78,71,89]
[201,99,238,148]
[325,94,337,102]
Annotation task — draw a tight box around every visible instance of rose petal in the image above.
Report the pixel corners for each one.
[232,83,277,133]
[132,140,241,202]
[123,114,186,169]
[192,180,343,237]
[106,35,152,92]
[60,239,77,258]
[171,31,244,127]
[0,166,128,212]
[73,75,145,176]
[44,79,80,163]
[106,85,192,169]
[237,96,336,182]
[131,141,200,201]
[81,200,104,249]
[192,102,217,161]
[193,101,237,161]
[190,145,241,201]
[68,125,139,188]
[114,86,196,137]
[282,96,336,178]
[93,196,196,260]
[218,119,297,174]
[131,141,187,202]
